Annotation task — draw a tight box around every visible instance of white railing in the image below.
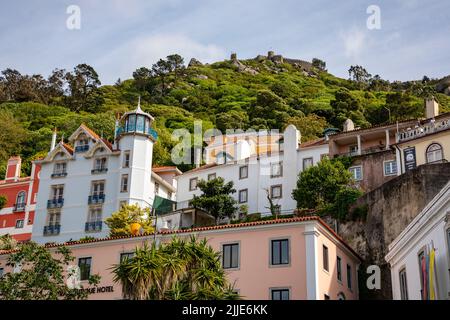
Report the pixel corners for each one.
[397,119,450,142]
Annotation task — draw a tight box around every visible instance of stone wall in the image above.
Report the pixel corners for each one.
[338,163,450,299]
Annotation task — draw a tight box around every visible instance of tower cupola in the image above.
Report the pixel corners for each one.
[116,98,157,141]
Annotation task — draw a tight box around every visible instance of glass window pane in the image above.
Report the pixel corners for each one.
[272,241,280,265]
[272,291,280,300]
[136,115,145,133]
[281,240,289,264]
[231,244,239,268]
[223,245,231,268]
[281,290,289,300]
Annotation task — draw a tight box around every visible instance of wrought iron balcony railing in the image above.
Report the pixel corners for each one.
[13,203,26,212]
[47,198,64,209]
[51,172,68,178]
[91,168,108,174]
[75,145,89,153]
[85,221,103,232]
[88,194,105,205]
[43,224,61,236]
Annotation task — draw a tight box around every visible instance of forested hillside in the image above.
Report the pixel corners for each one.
[1,53,449,176]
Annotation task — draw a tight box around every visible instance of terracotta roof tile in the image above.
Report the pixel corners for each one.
[80,124,101,140]
[299,137,327,148]
[0,216,362,261]
[62,143,74,155]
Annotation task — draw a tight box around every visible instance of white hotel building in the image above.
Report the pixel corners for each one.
[172,125,329,222]
[31,104,177,244]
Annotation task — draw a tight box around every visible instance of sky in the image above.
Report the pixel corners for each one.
[1,0,449,85]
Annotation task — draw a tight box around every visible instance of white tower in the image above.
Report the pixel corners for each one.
[116,100,157,209]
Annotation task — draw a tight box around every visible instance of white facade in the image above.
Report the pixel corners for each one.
[176,125,329,216]
[31,105,176,244]
[385,181,450,300]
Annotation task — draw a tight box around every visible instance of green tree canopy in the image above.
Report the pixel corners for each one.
[292,158,362,220]
[0,242,100,300]
[105,204,154,237]
[190,177,238,224]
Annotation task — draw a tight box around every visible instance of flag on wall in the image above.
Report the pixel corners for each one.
[428,248,436,300]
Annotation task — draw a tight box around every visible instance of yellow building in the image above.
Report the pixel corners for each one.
[394,116,450,174]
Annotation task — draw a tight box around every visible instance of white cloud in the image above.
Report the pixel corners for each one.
[95,33,226,84]
[340,28,367,59]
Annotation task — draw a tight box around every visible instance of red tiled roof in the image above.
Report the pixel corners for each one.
[0,216,362,261]
[80,124,101,140]
[152,166,182,174]
[62,143,74,155]
[101,138,113,151]
[299,137,327,148]
[184,163,219,174]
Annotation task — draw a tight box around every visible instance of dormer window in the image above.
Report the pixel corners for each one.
[75,138,89,153]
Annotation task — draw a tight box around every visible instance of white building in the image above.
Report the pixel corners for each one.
[173,125,329,219]
[31,103,177,244]
[385,181,450,300]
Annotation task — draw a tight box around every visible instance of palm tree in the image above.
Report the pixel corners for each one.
[112,236,240,300]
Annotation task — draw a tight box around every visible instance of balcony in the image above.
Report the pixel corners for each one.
[91,167,108,174]
[13,203,26,212]
[51,172,68,178]
[85,221,103,232]
[88,194,105,205]
[47,198,64,209]
[43,224,61,236]
[75,145,89,153]
[397,119,450,143]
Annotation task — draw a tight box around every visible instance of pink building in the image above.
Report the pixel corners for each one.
[0,216,361,300]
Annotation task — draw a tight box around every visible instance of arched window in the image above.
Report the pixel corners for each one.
[426,143,443,163]
[16,191,26,209]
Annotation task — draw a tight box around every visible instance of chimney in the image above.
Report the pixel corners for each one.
[343,119,355,132]
[194,147,202,168]
[425,97,439,119]
[50,128,57,151]
[5,156,21,181]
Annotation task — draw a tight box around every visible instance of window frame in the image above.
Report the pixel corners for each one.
[399,267,409,300]
[120,252,135,263]
[238,189,248,204]
[15,219,24,229]
[78,257,92,281]
[349,165,363,181]
[239,165,248,179]
[323,245,329,272]
[270,185,282,199]
[270,288,290,300]
[270,162,283,178]
[270,238,290,266]
[222,242,240,270]
[123,151,131,168]
[383,160,397,176]
[207,173,217,181]
[302,157,314,170]
[189,177,198,191]
[426,143,444,163]
[346,264,352,290]
[337,256,342,282]
[120,174,129,193]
